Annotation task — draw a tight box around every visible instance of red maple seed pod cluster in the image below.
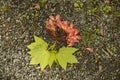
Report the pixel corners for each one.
[46,14,81,46]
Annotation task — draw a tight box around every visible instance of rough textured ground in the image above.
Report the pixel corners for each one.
[0,0,120,80]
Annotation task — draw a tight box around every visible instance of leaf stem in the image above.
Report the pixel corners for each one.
[47,41,57,51]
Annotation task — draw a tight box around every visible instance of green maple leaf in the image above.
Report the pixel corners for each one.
[56,47,79,70]
[27,36,50,70]
[48,50,57,68]
[27,36,79,70]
